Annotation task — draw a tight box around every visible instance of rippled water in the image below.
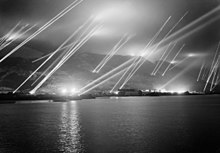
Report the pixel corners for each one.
[1,95,220,153]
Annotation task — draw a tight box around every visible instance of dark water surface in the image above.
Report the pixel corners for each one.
[1,95,220,153]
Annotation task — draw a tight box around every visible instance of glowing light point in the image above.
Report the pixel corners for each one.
[170,60,176,64]
[60,88,67,95]
[8,34,19,41]
[188,53,195,57]
[114,91,119,95]
[29,91,35,95]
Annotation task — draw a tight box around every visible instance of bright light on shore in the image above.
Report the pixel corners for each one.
[59,86,79,95]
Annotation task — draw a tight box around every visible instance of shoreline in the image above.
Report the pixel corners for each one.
[0,92,217,104]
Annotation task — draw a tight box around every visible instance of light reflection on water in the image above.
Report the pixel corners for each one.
[58,101,83,153]
[1,96,220,153]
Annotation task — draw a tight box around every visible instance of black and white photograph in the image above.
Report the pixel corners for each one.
[0,0,220,152]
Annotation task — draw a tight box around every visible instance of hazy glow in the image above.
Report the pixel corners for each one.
[126,44,144,57]
[29,91,35,95]
[95,3,134,22]
[170,60,177,64]
[157,87,187,94]
[175,90,187,94]
[92,2,138,37]
[114,91,119,95]
[60,88,67,95]
[188,53,196,57]
[71,88,78,94]
[8,33,19,41]
[92,27,113,36]
[59,86,79,95]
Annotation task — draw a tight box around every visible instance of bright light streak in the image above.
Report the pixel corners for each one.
[165,11,189,38]
[149,11,188,63]
[7,33,19,41]
[79,17,171,93]
[212,72,220,90]
[1,22,21,41]
[32,16,94,63]
[210,56,220,91]
[151,44,171,75]
[160,60,197,90]
[32,43,74,63]
[145,7,220,62]
[118,16,172,89]
[31,45,72,86]
[153,42,177,75]
[79,68,126,95]
[29,90,35,95]
[94,34,131,73]
[208,41,220,78]
[203,55,220,92]
[79,58,135,93]
[0,25,31,51]
[93,34,127,73]
[202,65,208,80]
[154,6,220,49]
[197,62,205,82]
[168,56,190,71]
[110,59,137,92]
[30,24,101,94]
[162,44,185,76]
[13,25,80,93]
[0,0,83,63]
[203,41,220,91]
[31,16,97,84]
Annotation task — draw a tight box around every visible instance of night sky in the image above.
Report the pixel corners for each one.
[0,0,220,56]
[0,0,220,87]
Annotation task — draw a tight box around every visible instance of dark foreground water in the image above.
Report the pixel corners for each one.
[1,95,220,153]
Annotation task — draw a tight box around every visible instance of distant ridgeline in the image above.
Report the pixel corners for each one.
[0,52,211,94]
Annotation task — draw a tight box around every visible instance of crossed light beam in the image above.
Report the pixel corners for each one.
[78,6,220,95]
[152,42,176,75]
[13,16,101,93]
[75,6,220,94]
[7,2,220,94]
[117,16,172,90]
[0,0,83,63]
[159,60,198,91]
[151,11,188,75]
[203,55,220,92]
[0,24,37,51]
[79,16,172,94]
[29,24,103,94]
[197,62,205,82]
[92,33,132,73]
[162,44,186,75]
[0,22,21,44]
